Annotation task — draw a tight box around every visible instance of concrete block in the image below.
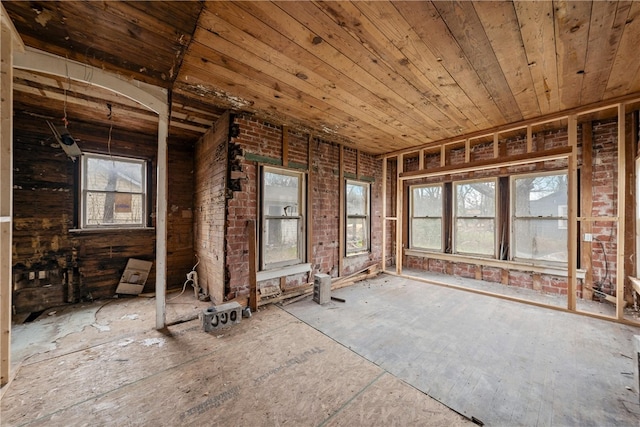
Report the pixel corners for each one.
[202,301,242,332]
[313,273,331,305]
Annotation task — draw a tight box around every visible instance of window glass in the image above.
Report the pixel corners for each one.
[410,185,442,251]
[513,173,567,263]
[262,168,304,269]
[82,154,147,228]
[454,180,495,256]
[346,181,370,255]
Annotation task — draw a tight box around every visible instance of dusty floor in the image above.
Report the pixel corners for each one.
[1,290,470,426]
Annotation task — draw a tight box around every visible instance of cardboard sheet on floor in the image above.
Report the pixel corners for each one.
[115,259,152,295]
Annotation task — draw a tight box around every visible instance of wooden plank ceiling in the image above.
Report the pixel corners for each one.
[4,1,640,154]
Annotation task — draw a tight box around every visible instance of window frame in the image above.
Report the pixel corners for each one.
[510,170,568,265]
[409,183,444,252]
[345,179,371,256]
[453,178,497,257]
[260,166,306,271]
[80,152,148,229]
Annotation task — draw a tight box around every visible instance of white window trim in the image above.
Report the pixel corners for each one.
[80,152,148,229]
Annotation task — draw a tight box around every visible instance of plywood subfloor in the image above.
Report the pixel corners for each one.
[285,274,640,426]
[1,293,470,426]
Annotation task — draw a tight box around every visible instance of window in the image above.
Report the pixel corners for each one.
[81,153,147,228]
[512,172,567,263]
[410,184,443,251]
[454,179,496,256]
[346,180,370,255]
[261,167,305,270]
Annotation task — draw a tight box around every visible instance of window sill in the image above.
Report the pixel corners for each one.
[258,263,311,281]
[404,248,584,279]
[69,227,155,234]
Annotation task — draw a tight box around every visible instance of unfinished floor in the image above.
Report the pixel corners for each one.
[2,273,640,426]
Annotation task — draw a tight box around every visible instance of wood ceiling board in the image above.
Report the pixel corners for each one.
[514,0,561,115]
[270,2,460,139]
[579,1,632,106]
[605,1,640,98]
[392,1,506,129]
[235,1,455,138]
[472,1,541,119]
[432,1,523,124]
[553,0,591,110]
[322,1,481,133]
[198,3,444,143]
[188,23,425,146]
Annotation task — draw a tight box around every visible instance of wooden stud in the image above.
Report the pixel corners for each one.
[465,139,471,163]
[440,145,446,167]
[580,121,594,300]
[625,113,638,295]
[248,219,258,312]
[282,125,289,167]
[418,149,424,171]
[307,134,314,283]
[396,154,404,275]
[356,149,361,179]
[526,125,533,153]
[339,145,345,277]
[382,157,388,271]
[493,133,499,158]
[616,104,626,319]
[155,108,169,329]
[567,115,578,311]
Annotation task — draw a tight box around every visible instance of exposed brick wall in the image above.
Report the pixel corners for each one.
[194,112,229,304]
[220,115,383,298]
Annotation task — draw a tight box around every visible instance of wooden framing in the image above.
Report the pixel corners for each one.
[567,115,578,311]
[396,154,404,274]
[580,121,594,300]
[306,134,314,283]
[338,145,345,276]
[616,104,626,319]
[1,4,24,387]
[248,219,258,312]
[282,125,289,167]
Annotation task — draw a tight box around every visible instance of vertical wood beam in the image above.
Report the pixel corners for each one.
[155,110,169,329]
[626,113,638,287]
[356,149,361,179]
[567,115,578,311]
[493,133,499,158]
[527,125,533,153]
[307,134,314,282]
[580,121,594,300]
[339,145,344,276]
[0,10,14,387]
[418,149,424,170]
[617,104,626,319]
[248,219,258,312]
[440,145,446,167]
[282,125,288,167]
[396,154,404,274]
[382,158,388,271]
[465,139,471,163]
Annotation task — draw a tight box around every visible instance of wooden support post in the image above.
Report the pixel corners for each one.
[339,145,345,276]
[625,112,637,299]
[248,219,258,312]
[567,115,578,311]
[527,125,533,153]
[493,133,499,158]
[418,149,424,170]
[307,134,314,283]
[465,139,471,163]
[581,121,594,300]
[282,125,288,167]
[616,104,626,319]
[396,154,404,275]
[382,158,388,271]
[356,149,361,179]
[155,108,169,329]
[440,145,446,167]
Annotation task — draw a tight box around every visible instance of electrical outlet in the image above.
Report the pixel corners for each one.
[584,233,593,242]
[38,270,47,279]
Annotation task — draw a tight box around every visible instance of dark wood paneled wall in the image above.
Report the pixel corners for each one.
[12,112,195,313]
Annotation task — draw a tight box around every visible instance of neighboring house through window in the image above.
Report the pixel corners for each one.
[345,180,370,255]
[81,153,147,228]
